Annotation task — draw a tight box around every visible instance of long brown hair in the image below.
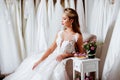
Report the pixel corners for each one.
[64,8,81,34]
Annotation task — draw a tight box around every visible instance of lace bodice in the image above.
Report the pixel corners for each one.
[56,30,78,54]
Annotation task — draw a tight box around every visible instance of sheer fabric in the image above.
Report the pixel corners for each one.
[76,0,86,33]
[0,0,21,74]
[6,0,25,59]
[36,0,48,53]
[69,0,75,10]
[102,0,120,41]
[5,0,25,60]
[64,0,70,8]
[23,0,37,57]
[48,0,55,46]
[89,0,105,42]
[3,30,78,80]
[50,0,64,47]
[99,0,120,78]
[102,7,120,80]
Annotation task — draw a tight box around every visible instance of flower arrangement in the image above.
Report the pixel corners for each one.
[83,39,97,58]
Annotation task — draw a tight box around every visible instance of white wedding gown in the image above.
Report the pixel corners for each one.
[3,30,78,80]
[102,8,120,80]
[0,0,21,74]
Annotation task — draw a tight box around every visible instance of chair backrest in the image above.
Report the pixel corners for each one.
[82,32,97,42]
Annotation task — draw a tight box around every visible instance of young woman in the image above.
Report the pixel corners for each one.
[3,8,84,80]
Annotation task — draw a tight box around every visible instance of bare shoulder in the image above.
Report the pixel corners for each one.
[76,33,83,40]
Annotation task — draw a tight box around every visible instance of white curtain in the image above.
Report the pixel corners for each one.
[0,0,21,74]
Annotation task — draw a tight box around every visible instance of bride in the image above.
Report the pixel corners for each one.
[3,8,84,80]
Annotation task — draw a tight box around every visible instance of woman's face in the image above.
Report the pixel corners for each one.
[62,13,73,27]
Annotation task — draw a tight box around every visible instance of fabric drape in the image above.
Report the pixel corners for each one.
[0,0,21,74]
[102,8,120,80]
[76,0,86,33]
[48,0,55,46]
[36,0,48,53]
[23,0,37,57]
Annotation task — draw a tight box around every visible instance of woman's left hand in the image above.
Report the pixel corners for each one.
[56,54,64,62]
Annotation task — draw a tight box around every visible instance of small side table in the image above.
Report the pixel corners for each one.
[72,58,100,80]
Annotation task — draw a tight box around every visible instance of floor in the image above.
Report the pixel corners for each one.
[0,75,5,80]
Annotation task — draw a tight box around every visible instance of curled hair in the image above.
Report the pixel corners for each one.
[64,8,81,34]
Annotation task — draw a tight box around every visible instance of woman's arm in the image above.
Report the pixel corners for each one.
[76,34,84,53]
[32,33,58,69]
[56,53,74,62]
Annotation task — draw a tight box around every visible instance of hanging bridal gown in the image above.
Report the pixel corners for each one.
[102,8,120,80]
[64,0,70,8]
[3,30,78,80]
[36,0,48,53]
[23,0,37,57]
[48,0,55,46]
[102,0,120,41]
[0,0,21,74]
[50,0,64,48]
[89,0,105,42]
[99,0,120,78]
[76,0,86,33]
[5,0,25,60]
[69,0,75,9]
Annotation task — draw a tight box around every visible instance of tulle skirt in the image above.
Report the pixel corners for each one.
[3,51,70,80]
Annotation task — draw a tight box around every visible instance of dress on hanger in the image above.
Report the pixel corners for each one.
[24,0,36,57]
[0,0,21,74]
[64,0,70,8]
[50,0,64,47]
[6,0,25,60]
[36,0,48,53]
[48,0,55,46]
[76,0,86,33]
[3,30,79,80]
[69,0,75,9]
[102,6,120,80]
[89,0,105,42]
[99,0,120,78]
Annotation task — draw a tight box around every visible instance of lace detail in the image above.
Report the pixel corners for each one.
[56,30,78,54]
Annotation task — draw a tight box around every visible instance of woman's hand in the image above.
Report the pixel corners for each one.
[56,54,65,62]
[32,61,40,70]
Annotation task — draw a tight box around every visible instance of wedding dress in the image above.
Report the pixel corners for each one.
[0,0,21,74]
[102,7,120,80]
[64,0,70,8]
[69,0,75,9]
[24,0,36,57]
[48,0,55,46]
[99,0,120,78]
[5,0,25,60]
[50,0,64,48]
[76,0,86,33]
[89,0,105,42]
[3,30,78,80]
[36,0,48,53]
